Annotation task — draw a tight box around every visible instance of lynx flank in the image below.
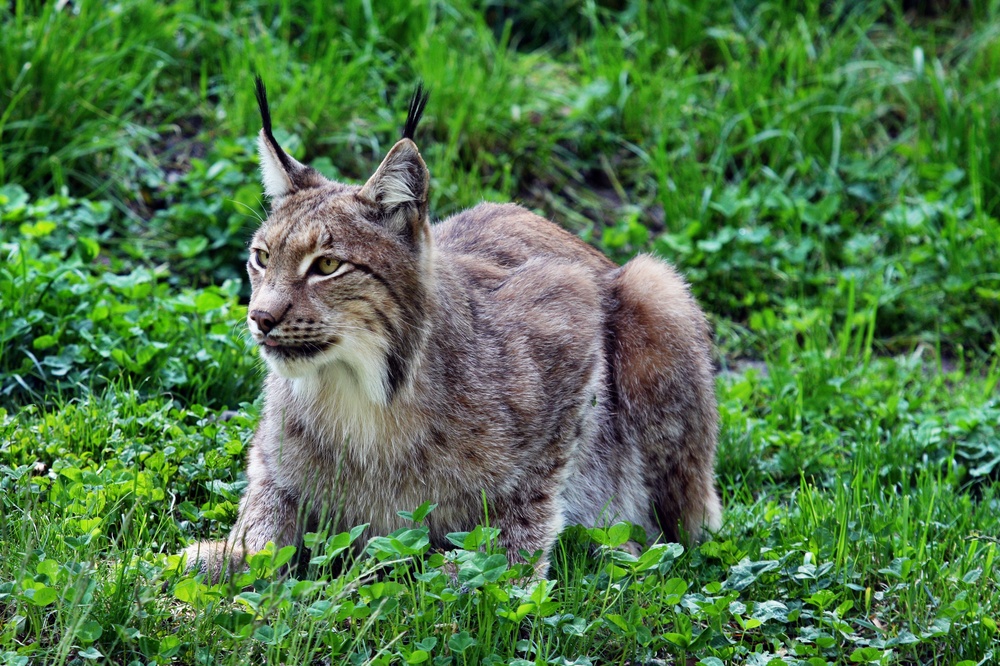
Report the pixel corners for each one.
[183,79,722,581]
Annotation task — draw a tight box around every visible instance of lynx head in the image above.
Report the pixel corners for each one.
[246,77,432,405]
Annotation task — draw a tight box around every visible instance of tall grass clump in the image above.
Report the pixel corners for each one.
[0,2,192,195]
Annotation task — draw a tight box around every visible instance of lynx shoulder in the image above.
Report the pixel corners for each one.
[183,79,721,581]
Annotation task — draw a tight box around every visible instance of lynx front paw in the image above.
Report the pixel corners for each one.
[181,540,246,584]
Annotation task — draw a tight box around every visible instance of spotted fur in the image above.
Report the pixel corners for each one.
[183,81,722,581]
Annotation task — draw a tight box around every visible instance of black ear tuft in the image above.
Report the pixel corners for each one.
[402,82,429,141]
[254,76,294,172]
[254,76,272,136]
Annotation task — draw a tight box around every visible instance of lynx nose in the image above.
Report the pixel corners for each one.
[250,309,278,335]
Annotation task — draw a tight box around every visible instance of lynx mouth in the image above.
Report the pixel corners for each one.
[260,339,336,359]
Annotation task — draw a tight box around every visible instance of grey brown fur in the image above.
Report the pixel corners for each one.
[184,81,722,581]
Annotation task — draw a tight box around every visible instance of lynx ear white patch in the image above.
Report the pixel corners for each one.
[359,139,429,229]
[258,130,294,199]
[377,160,418,208]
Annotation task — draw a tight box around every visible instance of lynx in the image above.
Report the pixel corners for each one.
[183,79,722,581]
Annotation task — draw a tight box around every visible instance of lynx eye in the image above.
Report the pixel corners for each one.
[253,249,270,269]
[314,256,342,276]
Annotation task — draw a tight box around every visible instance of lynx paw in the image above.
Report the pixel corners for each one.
[181,540,246,584]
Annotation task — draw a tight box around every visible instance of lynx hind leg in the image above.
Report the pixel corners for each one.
[609,254,722,544]
[490,491,568,581]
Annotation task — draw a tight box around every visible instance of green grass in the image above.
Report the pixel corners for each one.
[2,0,999,664]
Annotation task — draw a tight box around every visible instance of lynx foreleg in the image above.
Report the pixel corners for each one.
[183,448,300,583]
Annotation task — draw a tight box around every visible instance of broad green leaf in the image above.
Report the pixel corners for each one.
[26,586,59,606]
[405,649,429,664]
[35,559,60,581]
[849,647,884,663]
[173,578,208,607]
[76,236,100,261]
[77,647,102,660]
[32,334,58,350]
[662,577,688,604]
[177,235,209,258]
[607,522,631,548]
[414,637,437,652]
[194,288,227,312]
[723,558,780,591]
[75,620,103,643]
[20,220,56,237]
[448,631,476,653]
[271,544,297,569]
[751,600,789,623]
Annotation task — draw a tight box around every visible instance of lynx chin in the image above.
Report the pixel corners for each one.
[183,78,722,581]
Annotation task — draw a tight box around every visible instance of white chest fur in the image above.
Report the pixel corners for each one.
[262,365,467,538]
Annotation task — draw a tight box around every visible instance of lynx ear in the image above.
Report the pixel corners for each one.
[358,139,430,235]
[254,76,325,199]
